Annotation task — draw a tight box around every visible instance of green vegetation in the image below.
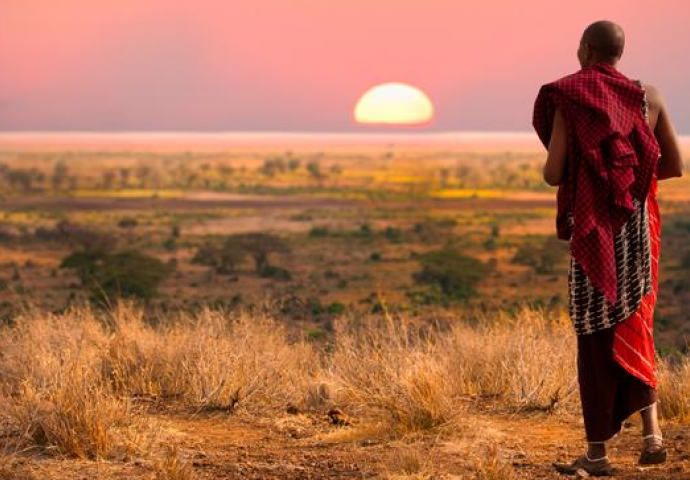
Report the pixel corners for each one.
[512,236,568,274]
[411,249,488,304]
[61,249,173,303]
[192,233,290,276]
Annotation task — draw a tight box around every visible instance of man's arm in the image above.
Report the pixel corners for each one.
[648,85,684,180]
[543,108,568,186]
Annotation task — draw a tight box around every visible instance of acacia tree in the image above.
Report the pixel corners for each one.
[412,249,488,303]
[228,233,290,273]
[192,240,246,275]
[61,249,172,303]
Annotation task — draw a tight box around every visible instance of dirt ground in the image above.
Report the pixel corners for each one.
[0,195,555,213]
[4,406,689,479]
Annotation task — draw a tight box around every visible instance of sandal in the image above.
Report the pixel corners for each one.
[553,453,616,476]
[639,433,667,465]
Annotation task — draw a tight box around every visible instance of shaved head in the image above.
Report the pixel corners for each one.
[579,20,625,65]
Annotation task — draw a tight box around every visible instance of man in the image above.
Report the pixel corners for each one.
[533,20,684,476]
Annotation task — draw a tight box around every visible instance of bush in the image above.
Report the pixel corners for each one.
[326,302,346,315]
[226,233,290,273]
[117,217,138,230]
[412,219,456,243]
[512,237,568,274]
[192,240,245,274]
[308,226,329,238]
[384,226,403,243]
[259,265,292,281]
[61,250,173,303]
[412,249,487,303]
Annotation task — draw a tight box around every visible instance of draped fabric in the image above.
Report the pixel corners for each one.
[612,175,660,388]
[571,82,660,389]
[533,62,660,305]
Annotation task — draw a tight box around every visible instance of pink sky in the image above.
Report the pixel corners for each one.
[1,0,689,133]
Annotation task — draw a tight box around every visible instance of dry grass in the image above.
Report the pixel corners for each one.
[329,307,578,434]
[470,444,518,480]
[100,305,323,411]
[330,315,456,432]
[153,444,196,480]
[0,302,688,472]
[0,304,323,459]
[441,308,577,411]
[384,447,435,479]
[657,356,690,423]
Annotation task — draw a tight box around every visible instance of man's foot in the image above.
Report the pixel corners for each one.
[553,453,616,476]
[639,434,667,465]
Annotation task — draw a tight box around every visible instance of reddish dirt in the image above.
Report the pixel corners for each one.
[0,195,558,213]
[4,408,689,479]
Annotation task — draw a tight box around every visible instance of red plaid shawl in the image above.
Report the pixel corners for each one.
[533,62,660,304]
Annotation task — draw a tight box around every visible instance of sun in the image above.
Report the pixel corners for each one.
[354,82,434,126]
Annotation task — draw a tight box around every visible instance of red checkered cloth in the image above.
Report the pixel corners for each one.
[533,61,660,304]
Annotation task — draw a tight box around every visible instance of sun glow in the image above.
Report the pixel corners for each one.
[354,83,434,126]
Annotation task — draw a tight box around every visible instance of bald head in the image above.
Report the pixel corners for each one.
[578,20,625,67]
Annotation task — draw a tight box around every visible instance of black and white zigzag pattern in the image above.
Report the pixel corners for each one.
[568,197,653,335]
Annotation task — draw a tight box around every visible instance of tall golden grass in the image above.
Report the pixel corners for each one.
[330,307,577,432]
[0,303,687,464]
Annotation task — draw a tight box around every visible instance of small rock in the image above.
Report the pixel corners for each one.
[575,468,590,478]
[327,407,352,426]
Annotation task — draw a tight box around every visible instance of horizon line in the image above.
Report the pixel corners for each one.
[2,130,688,137]
[0,130,537,135]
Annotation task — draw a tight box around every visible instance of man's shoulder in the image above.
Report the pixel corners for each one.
[640,83,665,111]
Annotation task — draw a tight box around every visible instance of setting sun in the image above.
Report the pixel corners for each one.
[354,83,434,126]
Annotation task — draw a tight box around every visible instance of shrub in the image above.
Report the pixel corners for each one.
[412,249,488,303]
[309,226,329,238]
[383,226,402,243]
[117,217,138,230]
[192,238,248,275]
[226,233,290,273]
[512,236,568,274]
[61,250,172,302]
[259,265,292,281]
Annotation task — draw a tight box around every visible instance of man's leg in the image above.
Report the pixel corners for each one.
[639,402,667,464]
[587,441,607,460]
[554,330,619,475]
[640,402,661,437]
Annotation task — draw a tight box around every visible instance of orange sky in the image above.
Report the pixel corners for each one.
[0,0,689,132]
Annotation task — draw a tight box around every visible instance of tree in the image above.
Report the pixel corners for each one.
[192,233,290,276]
[306,161,324,182]
[192,240,246,275]
[228,233,290,274]
[288,158,301,171]
[412,249,488,302]
[52,160,69,191]
[61,250,172,303]
[101,170,116,189]
[118,217,138,230]
[6,169,34,193]
[512,237,568,274]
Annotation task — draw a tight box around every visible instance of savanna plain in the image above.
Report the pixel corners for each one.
[1,133,689,479]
